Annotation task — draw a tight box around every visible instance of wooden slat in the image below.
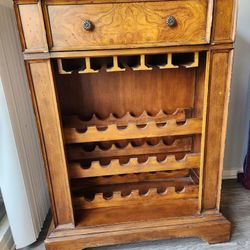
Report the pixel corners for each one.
[212,0,238,44]
[71,170,192,189]
[106,56,126,72]
[74,200,199,229]
[63,108,190,129]
[158,53,179,69]
[72,177,196,195]
[67,138,192,161]
[79,57,99,74]
[182,52,199,68]
[26,60,74,226]
[132,54,152,71]
[202,50,233,210]
[69,153,200,178]
[24,44,235,61]
[17,2,48,52]
[44,0,199,4]
[198,51,210,210]
[73,185,199,209]
[64,118,202,144]
[42,44,233,60]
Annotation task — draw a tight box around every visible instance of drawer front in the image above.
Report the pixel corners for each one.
[47,1,211,51]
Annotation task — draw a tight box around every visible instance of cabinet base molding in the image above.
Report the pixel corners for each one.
[45,213,231,250]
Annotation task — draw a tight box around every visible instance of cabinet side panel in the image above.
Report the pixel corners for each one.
[212,0,238,44]
[27,60,74,226]
[202,50,233,210]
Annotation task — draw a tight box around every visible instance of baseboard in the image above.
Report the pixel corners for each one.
[223,169,239,179]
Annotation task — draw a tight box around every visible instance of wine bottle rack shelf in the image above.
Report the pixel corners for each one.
[73,185,199,209]
[67,137,193,161]
[71,169,194,190]
[64,118,202,144]
[57,52,200,74]
[69,153,200,178]
[63,108,191,129]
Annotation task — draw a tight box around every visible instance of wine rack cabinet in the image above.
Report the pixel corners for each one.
[14,0,237,249]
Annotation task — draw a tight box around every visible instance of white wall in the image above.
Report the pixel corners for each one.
[224,0,250,178]
[0,0,50,248]
[0,77,36,248]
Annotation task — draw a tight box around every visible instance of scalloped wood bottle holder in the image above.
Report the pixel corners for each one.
[69,153,201,178]
[56,52,200,74]
[66,137,193,161]
[73,185,199,209]
[64,118,202,143]
[64,106,202,211]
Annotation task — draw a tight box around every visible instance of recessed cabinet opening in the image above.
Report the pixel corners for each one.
[53,51,207,227]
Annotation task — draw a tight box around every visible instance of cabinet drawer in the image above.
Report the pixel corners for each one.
[47,1,212,51]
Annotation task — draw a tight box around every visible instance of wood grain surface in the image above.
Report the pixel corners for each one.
[202,50,233,211]
[47,1,210,51]
[64,119,202,143]
[16,3,48,52]
[66,137,193,161]
[212,0,238,44]
[55,67,197,118]
[69,153,200,178]
[73,185,199,209]
[26,60,74,227]
[13,0,238,248]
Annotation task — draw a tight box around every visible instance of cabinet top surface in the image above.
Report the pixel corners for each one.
[15,0,210,3]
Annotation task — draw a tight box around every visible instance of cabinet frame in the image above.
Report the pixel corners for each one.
[14,0,238,249]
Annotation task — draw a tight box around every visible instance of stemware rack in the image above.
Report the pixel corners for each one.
[57,52,200,74]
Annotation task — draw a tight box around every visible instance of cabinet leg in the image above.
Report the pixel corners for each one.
[199,217,231,244]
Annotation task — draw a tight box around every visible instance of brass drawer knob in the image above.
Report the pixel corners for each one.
[166,16,177,27]
[83,20,94,31]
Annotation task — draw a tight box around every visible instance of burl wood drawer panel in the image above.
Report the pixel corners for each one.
[46,0,212,51]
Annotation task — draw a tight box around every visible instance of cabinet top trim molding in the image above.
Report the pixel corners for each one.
[14,0,210,4]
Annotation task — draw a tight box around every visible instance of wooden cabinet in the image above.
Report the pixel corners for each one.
[13,0,237,249]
